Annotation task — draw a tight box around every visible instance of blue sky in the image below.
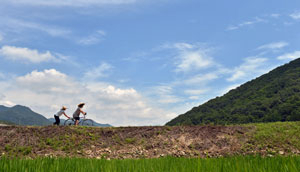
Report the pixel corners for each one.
[0,0,300,126]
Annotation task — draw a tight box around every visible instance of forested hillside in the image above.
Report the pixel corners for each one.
[0,105,51,126]
[167,58,300,125]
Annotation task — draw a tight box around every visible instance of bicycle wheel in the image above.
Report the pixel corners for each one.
[81,119,94,126]
[64,118,75,126]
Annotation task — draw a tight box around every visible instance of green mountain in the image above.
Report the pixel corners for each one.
[0,105,51,126]
[0,120,15,125]
[166,58,300,126]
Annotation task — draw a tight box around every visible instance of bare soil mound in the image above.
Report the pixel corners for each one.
[0,125,251,159]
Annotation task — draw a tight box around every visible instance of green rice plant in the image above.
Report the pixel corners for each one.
[1,156,300,172]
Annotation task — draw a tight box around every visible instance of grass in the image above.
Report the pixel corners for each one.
[254,122,300,147]
[243,121,300,154]
[1,156,300,172]
[125,137,136,144]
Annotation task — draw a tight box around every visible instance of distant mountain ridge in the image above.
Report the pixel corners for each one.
[167,58,300,126]
[48,118,112,127]
[0,105,51,126]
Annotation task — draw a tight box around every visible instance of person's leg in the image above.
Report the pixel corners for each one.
[53,115,56,125]
[74,117,80,125]
[54,115,59,126]
[75,120,79,125]
[57,117,60,126]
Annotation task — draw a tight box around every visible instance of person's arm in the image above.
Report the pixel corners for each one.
[63,112,70,119]
[80,109,87,115]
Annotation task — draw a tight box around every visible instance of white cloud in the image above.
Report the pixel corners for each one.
[125,42,217,74]
[227,17,266,31]
[123,51,149,62]
[160,42,195,51]
[150,85,183,104]
[188,96,199,100]
[16,69,77,94]
[163,42,215,73]
[6,0,137,7]
[184,73,219,85]
[227,26,239,30]
[277,51,300,60]
[84,62,113,80]
[0,94,5,100]
[0,72,5,79]
[257,41,289,51]
[173,42,194,50]
[227,57,268,82]
[0,69,174,126]
[0,46,61,63]
[0,100,16,107]
[157,95,182,104]
[175,51,213,72]
[270,14,280,18]
[77,30,106,45]
[184,89,208,95]
[1,18,71,37]
[290,12,300,20]
[136,42,225,109]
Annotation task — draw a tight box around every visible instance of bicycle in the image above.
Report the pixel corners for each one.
[64,114,94,126]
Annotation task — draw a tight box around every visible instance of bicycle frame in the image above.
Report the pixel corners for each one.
[64,115,94,126]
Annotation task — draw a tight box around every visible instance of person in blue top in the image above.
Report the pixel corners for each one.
[53,106,70,126]
[73,103,87,125]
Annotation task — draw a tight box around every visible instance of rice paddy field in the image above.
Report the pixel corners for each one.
[1,156,300,172]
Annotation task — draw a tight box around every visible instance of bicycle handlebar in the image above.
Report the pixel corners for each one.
[70,112,87,120]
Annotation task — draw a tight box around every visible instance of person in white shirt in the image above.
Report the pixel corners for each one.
[53,106,70,126]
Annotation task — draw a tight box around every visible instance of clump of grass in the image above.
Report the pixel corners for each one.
[3,145,32,156]
[125,138,136,144]
[16,146,32,156]
[138,138,145,145]
[112,134,122,144]
[4,144,12,152]
[165,126,172,131]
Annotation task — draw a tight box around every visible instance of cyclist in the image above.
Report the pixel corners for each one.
[73,103,87,125]
[53,106,70,126]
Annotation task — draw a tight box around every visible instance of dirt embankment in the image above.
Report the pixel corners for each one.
[0,125,254,159]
